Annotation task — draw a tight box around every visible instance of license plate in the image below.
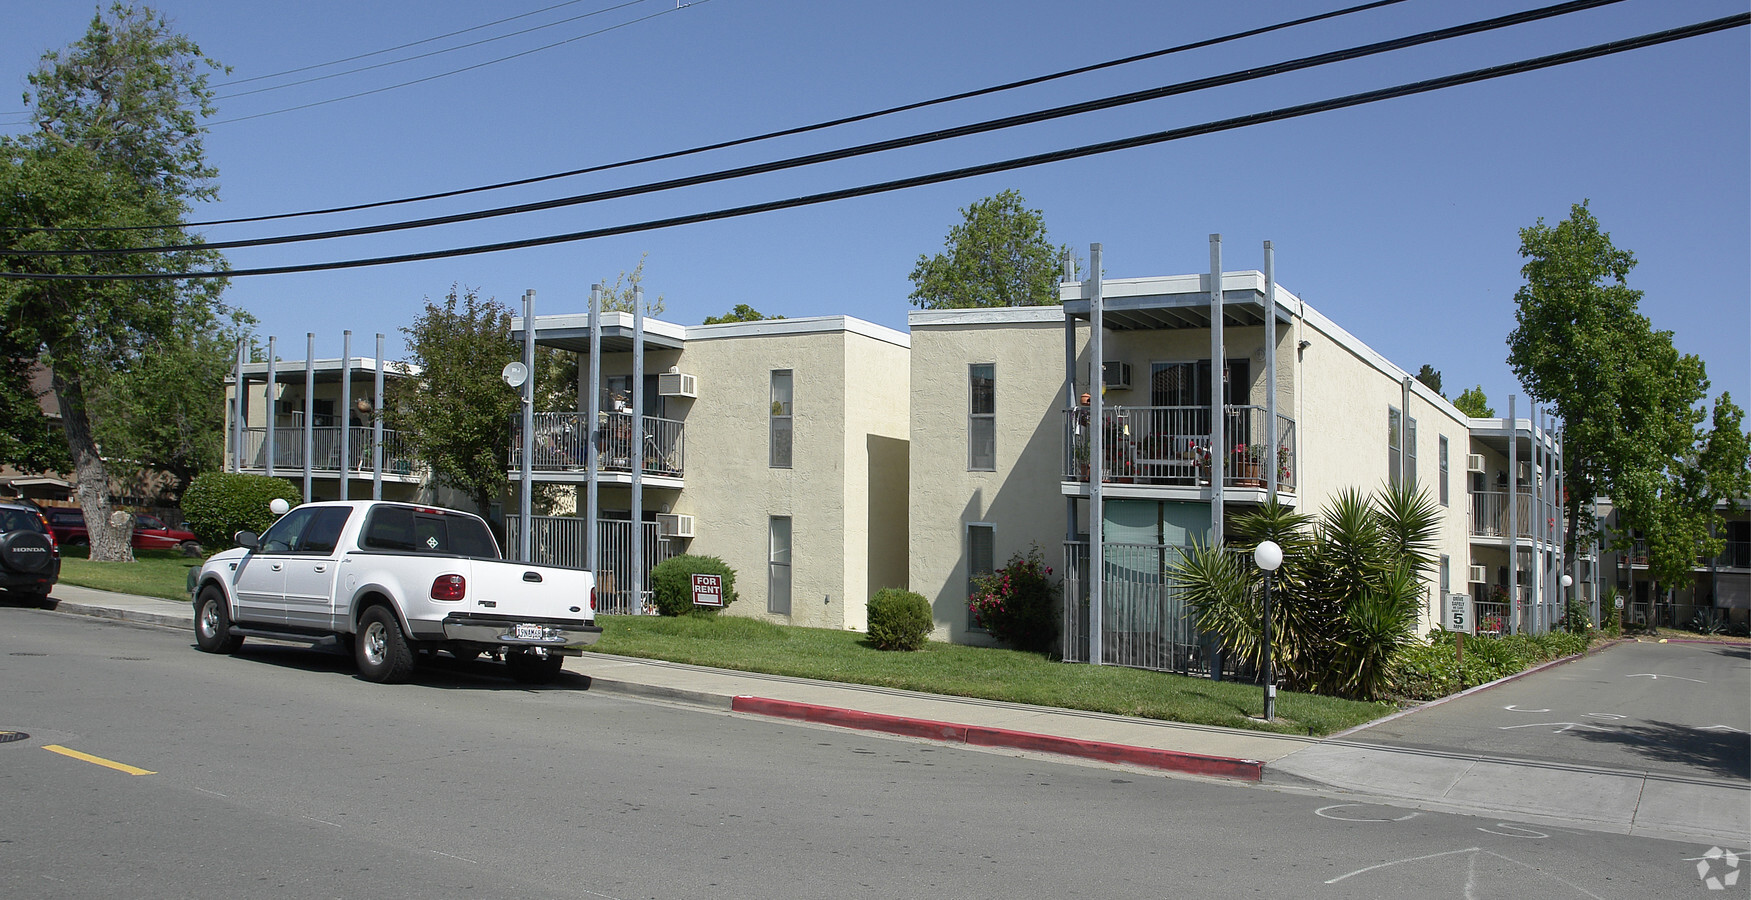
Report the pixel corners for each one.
[514,624,545,641]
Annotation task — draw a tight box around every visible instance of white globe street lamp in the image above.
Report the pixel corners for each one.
[1254,540,1283,721]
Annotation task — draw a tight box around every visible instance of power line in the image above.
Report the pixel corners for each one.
[11,0,1631,258]
[205,1,707,126]
[19,0,1416,233]
[7,12,1740,282]
[221,0,629,88]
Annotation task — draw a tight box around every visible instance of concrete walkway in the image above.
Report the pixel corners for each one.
[36,585,1750,845]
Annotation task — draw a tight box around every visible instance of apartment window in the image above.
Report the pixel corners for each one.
[768,516,792,615]
[1438,435,1450,506]
[770,370,793,468]
[969,364,995,471]
[1389,407,1418,488]
[1440,555,1450,598]
[967,523,994,629]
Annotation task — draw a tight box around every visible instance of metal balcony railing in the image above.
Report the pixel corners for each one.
[509,411,685,478]
[1467,491,1542,539]
[1062,405,1295,492]
[239,426,421,476]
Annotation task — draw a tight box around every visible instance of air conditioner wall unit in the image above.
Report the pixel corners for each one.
[657,513,695,539]
[1468,565,1487,584]
[657,372,697,398]
[1466,454,1485,473]
[1101,361,1132,390]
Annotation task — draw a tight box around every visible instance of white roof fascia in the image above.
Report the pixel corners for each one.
[235,357,419,379]
[908,306,1066,328]
[685,315,910,349]
[513,311,689,345]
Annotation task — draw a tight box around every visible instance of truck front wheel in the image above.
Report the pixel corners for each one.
[356,606,415,684]
[194,586,243,654]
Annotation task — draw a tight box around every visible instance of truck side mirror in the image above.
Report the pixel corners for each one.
[235,531,260,551]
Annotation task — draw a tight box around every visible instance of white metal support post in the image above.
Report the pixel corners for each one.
[518,290,535,563]
[373,333,385,499]
[302,334,315,504]
[631,286,646,612]
[586,284,601,575]
[1088,243,1104,666]
[264,336,277,478]
[339,330,352,502]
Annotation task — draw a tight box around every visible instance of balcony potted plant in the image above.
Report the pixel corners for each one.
[1235,443,1265,486]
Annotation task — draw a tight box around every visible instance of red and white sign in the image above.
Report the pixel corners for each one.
[691,573,723,607]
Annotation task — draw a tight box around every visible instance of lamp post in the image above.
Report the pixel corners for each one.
[1561,573,1574,629]
[1254,540,1283,721]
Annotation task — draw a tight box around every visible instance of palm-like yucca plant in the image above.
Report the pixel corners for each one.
[1173,484,1439,700]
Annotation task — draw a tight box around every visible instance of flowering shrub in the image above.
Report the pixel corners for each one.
[969,547,1061,654]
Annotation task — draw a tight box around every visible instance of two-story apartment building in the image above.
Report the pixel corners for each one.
[907,251,1564,674]
[507,310,910,627]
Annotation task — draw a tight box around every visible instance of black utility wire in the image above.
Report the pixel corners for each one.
[8,12,1741,282]
[10,0,1631,258]
[20,0,1414,234]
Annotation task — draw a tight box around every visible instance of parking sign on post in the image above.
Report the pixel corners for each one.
[692,573,723,608]
[1446,592,1474,635]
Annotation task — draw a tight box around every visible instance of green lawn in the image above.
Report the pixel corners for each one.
[53,553,1392,736]
[56,546,201,602]
[588,614,1393,736]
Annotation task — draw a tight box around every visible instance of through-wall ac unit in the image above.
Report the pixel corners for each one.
[1101,361,1132,390]
[657,513,695,539]
[1468,565,1487,584]
[1466,454,1485,473]
[657,372,697,398]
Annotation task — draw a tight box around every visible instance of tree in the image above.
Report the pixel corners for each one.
[1173,485,1439,701]
[84,315,251,497]
[1453,385,1494,418]
[702,304,782,324]
[387,287,522,519]
[0,4,230,562]
[1506,201,1747,580]
[1414,364,1444,397]
[597,253,664,316]
[908,189,1073,309]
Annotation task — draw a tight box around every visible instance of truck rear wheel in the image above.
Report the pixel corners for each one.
[194,586,243,654]
[356,606,415,684]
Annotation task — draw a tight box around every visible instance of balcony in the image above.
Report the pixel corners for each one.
[239,426,422,477]
[1061,404,1295,493]
[1468,491,1553,541]
[510,411,685,481]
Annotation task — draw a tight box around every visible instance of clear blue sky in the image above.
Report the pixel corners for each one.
[5,0,1747,413]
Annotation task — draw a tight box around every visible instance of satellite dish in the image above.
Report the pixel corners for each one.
[269,498,291,516]
[501,361,529,389]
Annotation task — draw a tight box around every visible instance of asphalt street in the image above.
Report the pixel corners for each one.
[3,607,1737,899]
[1345,640,1751,781]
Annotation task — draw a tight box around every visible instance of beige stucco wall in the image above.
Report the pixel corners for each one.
[670,319,908,630]
[908,308,1081,643]
[1295,306,1474,632]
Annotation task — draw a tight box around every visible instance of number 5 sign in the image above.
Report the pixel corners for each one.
[1445,593,1474,635]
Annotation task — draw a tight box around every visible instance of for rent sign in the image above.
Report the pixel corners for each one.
[692,573,723,608]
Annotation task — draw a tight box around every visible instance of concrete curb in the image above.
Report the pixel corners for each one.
[50,600,189,630]
[731,696,1265,781]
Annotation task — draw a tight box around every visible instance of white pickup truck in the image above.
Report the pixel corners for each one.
[190,499,599,684]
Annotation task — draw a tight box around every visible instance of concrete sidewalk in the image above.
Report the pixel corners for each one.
[36,585,1750,845]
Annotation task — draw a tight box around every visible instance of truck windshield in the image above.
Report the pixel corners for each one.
[362,506,500,559]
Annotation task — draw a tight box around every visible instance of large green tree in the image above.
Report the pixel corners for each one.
[1506,202,1749,587]
[1453,385,1494,418]
[387,287,521,520]
[0,4,229,562]
[908,189,1073,309]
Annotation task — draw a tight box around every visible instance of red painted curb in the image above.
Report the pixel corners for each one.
[731,696,1264,781]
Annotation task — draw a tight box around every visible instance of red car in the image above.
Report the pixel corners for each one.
[44,507,202,554]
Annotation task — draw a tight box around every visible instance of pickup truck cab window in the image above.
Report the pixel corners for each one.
[259,507,317,553]
[299,508,353,554]
[363,506,499,559]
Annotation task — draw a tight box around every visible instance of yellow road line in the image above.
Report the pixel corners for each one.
[43,744,155,776]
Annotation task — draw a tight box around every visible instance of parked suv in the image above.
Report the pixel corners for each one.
[0,501,60,608]
[45,507,201,554]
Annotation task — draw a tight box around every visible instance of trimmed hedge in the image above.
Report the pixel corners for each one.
[866,588,932,651]
[649,554,738,616]
[180,472,301,547]
[1388,630,1594,700]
